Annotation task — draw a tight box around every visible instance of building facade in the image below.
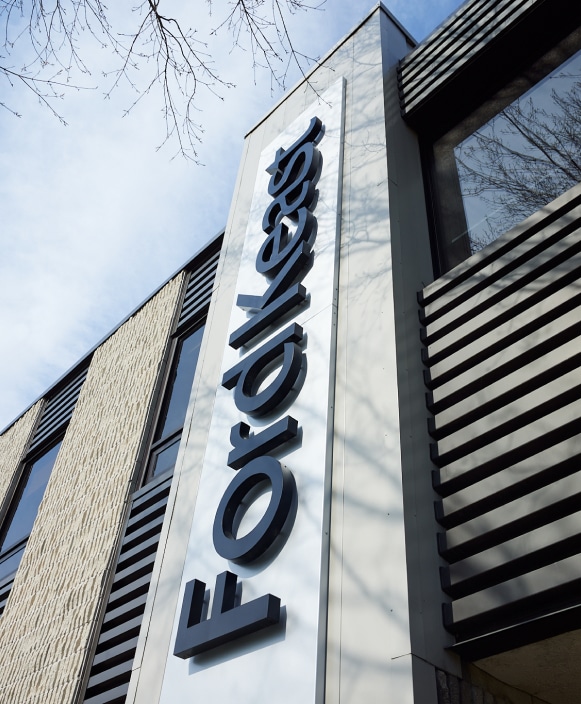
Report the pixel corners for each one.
[1,1,580,702]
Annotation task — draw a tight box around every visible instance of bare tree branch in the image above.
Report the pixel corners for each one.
[0,0,324,159]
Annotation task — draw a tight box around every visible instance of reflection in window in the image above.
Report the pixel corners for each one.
[145,324,204,481]
[0,440,62,583]
[454,48,581,253]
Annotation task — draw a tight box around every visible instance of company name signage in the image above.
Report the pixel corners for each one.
[174,117,325,658]
[160,79,344,704]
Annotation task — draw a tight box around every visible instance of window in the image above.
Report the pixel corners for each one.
[429,45,581,272]
[0,364,87,600]
[0,440,62,584]
[145,324,205,481]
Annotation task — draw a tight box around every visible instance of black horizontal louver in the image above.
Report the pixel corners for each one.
[177,247,220,330]
[29,366,88,453]
[397,0,581,135]
[0,578,13,617]
[419,185,581,661]
[398,0,525,115]
[83,473,172,704]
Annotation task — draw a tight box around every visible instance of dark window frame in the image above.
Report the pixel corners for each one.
[0,434,63,586]
[141,320,206,485]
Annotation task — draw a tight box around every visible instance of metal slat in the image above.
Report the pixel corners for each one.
[419,185,581,310]
[177,249,220,328]
[116,532,165,574]
[427,309,581,406]
[402,0,527,106]
[400,0,502,80]
[424,285,581,374]
[445,556,581,632]
[85,659,133,692]
[417,107,581,664]
[90,636,139,671]
[423,221,581,341]
[402,0,534,113]
[445,519,581,599]
[429,344,581,437]
[82,476,172,703]
[106,574,152,611]
[129,473,172,509]
[432,372,581,465]
[93,615,143,652]
[435,405,581,494]
[119,516,166,559]
[100,592,148,631]
[108,551,158,595]
[436,440,581,526]
[440,495,581,563]
[29,366,88,451]
[399,0,545,121]
[83,681,130,704]
[0,578,14,617]
[124,493,169,533]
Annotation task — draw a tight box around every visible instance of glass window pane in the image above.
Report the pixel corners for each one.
[454,48,581,254]
[156,326,204,441]
[150,438,180,478]
[0,441,62,553]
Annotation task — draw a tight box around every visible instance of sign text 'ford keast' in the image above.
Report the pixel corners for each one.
[161,79,344,704]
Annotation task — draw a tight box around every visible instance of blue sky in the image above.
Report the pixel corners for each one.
[0,0,463,431]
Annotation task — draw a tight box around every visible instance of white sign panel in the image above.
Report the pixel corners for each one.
[160,78,345,704]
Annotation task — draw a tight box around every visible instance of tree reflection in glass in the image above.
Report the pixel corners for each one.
[454,49,581,253]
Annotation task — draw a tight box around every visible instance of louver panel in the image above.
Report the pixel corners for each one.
[177,247,221,330]
[397,0,581,137]
[82,473,172,704]
[419,183,581,660]
[399,0,531,114]
[0,576,13,617]
[29,366,88,452]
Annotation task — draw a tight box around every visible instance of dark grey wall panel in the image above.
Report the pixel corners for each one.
[419,183,581,659]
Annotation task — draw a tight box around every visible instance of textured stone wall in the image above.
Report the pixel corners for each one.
[0,402,43,505]
[0,272,184,704]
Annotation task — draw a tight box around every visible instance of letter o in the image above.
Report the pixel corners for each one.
[213,456,296,564]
